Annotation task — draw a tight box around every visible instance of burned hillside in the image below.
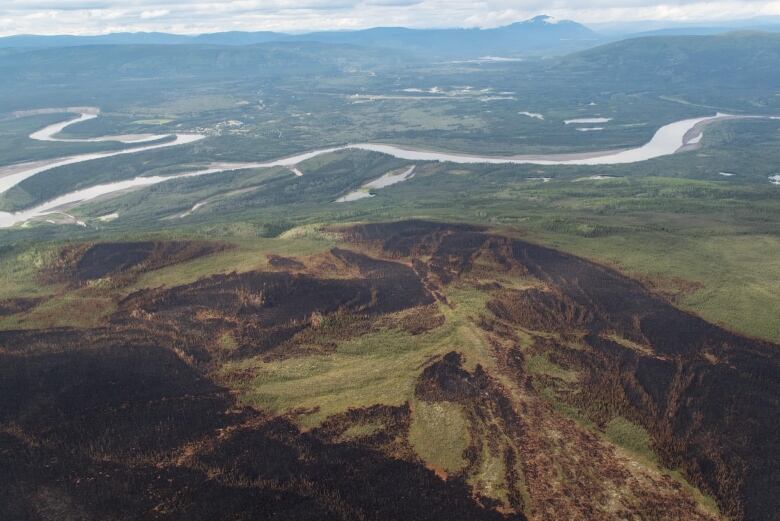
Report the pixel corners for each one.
[1,227,777,520]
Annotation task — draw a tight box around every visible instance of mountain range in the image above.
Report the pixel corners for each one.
[5,14,780,60]
[0,16,600,58]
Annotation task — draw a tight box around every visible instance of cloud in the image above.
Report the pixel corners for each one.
[1,0,779,36]
[364,0,423,6]
[140,9,170,19]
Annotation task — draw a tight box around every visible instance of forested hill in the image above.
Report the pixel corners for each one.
[556,31,780,87]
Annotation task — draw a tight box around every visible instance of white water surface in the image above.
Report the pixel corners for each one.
[30,112,168,144]
[686,132,703,145]
[519,111,545,120]
[336,165,416,202]
[340,114,734,166]
[97,212,119,222]
[0,108,204,195]
[0,133,204,195]
[565,117,612,125]
[0,162,265,228]
[577,175,617,181]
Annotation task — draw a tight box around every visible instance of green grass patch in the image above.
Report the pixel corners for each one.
[217,331,238,351]
[337,421,384,441]
[0,244,59,299]
[604,417,722,516]
[0,293,115,330]
[604,416,657,464]
[409,400,469,474]
[438,285,496,372]
[221,325,446,428]
[470,442,509,504]
[526,354,578,383]
[539,386,595,428]
[220,285,496,428]
[129,235,334,291]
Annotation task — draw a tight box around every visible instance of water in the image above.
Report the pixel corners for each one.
[336,165,416,202]
[30,112,168,144]
[519,111,545,120]
[344,113,728,166]
[564,117,612,125]
[0,162,264,228]
[0,112,205,197]
[2,111,770,228]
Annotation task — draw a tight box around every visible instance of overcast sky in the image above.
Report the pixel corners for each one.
[1,0,779,36]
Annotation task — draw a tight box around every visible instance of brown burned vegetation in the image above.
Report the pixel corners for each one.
[340,220,779,521]
[1,223,778,520]
[313,403,415,457]
[0,297,44,316]
[487,287,594,332]
[115,247,435,365]
[40,240,228,287]
[0,239,514,520]
[0,326,517,521]
[266,253,306,270]
[414,351,529,513]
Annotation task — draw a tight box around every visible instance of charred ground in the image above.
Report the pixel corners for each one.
[1,221,777,520]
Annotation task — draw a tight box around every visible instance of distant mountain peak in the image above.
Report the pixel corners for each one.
[500,15,597,41]
[529,15,562,25]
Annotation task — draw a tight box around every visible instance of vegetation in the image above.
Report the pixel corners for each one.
[525,354,578,383]
[604,417,657,463]
[409,400,470,475]
[4,219,775,519]
[2,29,780,521]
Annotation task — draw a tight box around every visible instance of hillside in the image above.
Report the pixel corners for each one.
[556,31,780,87]
[2,222,777,519]
[0,41,412,113]
[0,42,406,80]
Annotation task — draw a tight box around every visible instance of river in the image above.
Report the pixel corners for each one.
[0,109,770,229]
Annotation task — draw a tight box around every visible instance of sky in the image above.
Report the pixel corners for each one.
[1,0,780,36]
